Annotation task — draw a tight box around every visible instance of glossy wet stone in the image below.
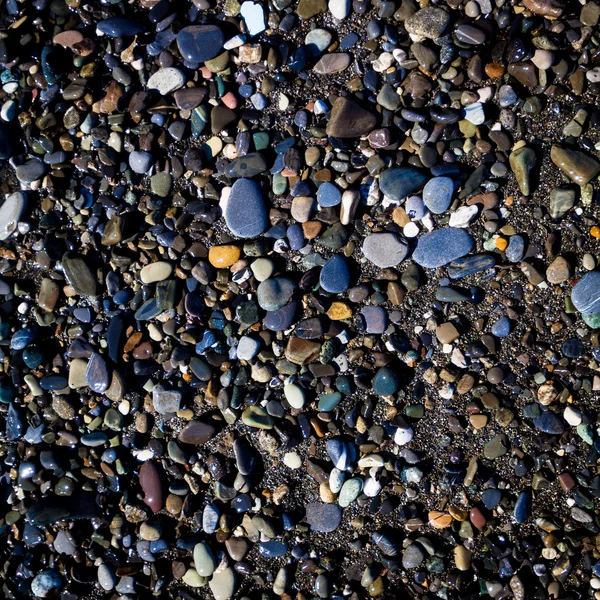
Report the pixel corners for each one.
[572,272,600,314]
[177,25,224,64]
[413,228,474,268]
[379,167,428,201]
[224,178,268,238]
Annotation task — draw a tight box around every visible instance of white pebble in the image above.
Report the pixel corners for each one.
[394,427,414,446]
[403,221,420,238]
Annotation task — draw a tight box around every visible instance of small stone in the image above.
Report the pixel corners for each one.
[362,233,409,268]
[257,278,296,311]
[225,178,268,238]
[140,261,173,284]
[405,7,451,40]
[546,256,571,284]
[152,385,182,414]
[509,146,536,196]
[193,542,216,577]
[413,228,474,269]
[372,367,398,396]
[0,192,26,241]
[139,462,164,513]
[423,177,455,214]
[209,568,236,600]
[147,68,185,96]
[402,543,425,569]
[379,167,428,201]
[320,255,350,294]
[305,503,343,532]
[326,97,376,138]
[209,245,241,268]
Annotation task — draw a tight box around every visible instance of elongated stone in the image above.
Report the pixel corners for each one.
[551,145,600,186]
[139,462,164,513]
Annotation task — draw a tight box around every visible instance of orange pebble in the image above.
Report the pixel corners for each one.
[485,62,505,78]
[495,237,508,251]
[591,226,600,238]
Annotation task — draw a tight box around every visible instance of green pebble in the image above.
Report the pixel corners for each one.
[581,312,600,328]
[338,478,363,508]
[372,367,399,396]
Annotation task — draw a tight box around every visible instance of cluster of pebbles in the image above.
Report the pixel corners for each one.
[2,0,600,598]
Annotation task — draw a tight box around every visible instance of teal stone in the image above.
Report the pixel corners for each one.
[338,478,363,507]
[0,385,15,404]
[581,312,600,328]
[406,404,424,418]
[135,299,162,321]
[335,375,352,395]
[577,423,593,445]
[191,106,209,136]
[426,556,446,574]
[272,173,287,196]
[253,131,270,150]
[215,75,226,97]
[372,367,399,396]
[81,432,109,447]
[379,167,428,201]
[23,347,44,369]
[0,322,10,340]
[318,392,342,412]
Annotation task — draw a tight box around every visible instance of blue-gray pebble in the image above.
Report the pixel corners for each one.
[422,177,455,214]
[571,271,600,314]
[320,255,350,293]
[413,228,474,268]
[317,182,342,207]
[225,178,268,238]
[177,25,224,64]
[379,167,428,201]
[491,316,511,338]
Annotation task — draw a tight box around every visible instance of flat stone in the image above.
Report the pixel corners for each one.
[178,420,216,445]
[423,177,455,214]
[326,97,376,138]
[147,67,185,96]
[447,254,496,279]
[0,192,26,241]
[534,411,565,434]
[546,256,571,284]
[209,245,241,268]
[523,0,565,18]
[285,337,321,364]
[15,159,46,184]
[338,478,363,507]
[86,353,110,394]
[402,543,425,569]
[572,271,600,314]
[320,255,350,293]
[140,261,172,284]
[305,503,343,532]
[177,25,224,64]
[379,167,428,201]
[362,233,409,268]
[97,17,146,37]
[413,228,474,268]
[549,187,576,218]
[257,278,296,311]
[240,2,266,36]
[208,568,236,600]
[361,305,387,334]
[97,564,116,591]
[297,0,327,19]
[551,145,600,186]
[193,542,216,577]
[62,253,97,296]
[241,406,274,429]
[225,153,268,178]
[313,53,351,74]
[225,178,268,238]
[139,462,164,513]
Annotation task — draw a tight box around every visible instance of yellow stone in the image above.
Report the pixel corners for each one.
[327,301,353,320]
[428,511,453,529]
[208,245,241,268]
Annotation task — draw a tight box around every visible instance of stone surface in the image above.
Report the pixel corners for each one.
[224,178,268,238]
[413,228,474,268]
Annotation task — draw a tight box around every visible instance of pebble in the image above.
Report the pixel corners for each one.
[320,255,350,294]
[0,192,26,241]
[147,68,185,96]
[379,167,428,201]
[177,25,224,64]
[423,177,455,214]
[572,272,600,314]
[224,178,268,238]
[413,228,474,268]
[305,503,343,532]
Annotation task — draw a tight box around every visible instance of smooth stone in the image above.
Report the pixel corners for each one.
[305,503,343,532]
[320,255,350,293]
[509,146,536,196]
[505,235,525,263]
[177,25,224,64]
[284,383,306,409]
[240,1,266,36]
[316,182,342,208]
[572,272,600,314]
[326,97,376,138]
[257,278,296,311]
[447,254,496,279]
[194,542,216,577]
[241,406,274,429]
[456,24,486,45]
[53,530,76,555]
[150,172,172,197]
[86,353,110,393]
[514,490,532,524]
[62,253,97,296]
[178,420,216,445]
[317,392,342,411]
[362,232,409,268]
[264,301,298,331]
[140,261,172,284]
[209,245,241,268]
[313,53,351,74]
[129,151,153,174]
[338,478,363,507]
[534,412,565,434]
[139,462,164,513]
[0,192,26,240]
[209,568,236,600]
[372,367,398,396]
[147,67,185,96]
[97,17,145,37]
[259,541,288,557]
[305,29,333,56]
[551,145,600,186]
[361,305,387,334]
[329,0,351,18]
[422,177,455,214]
[402,543,425,569]
[379,167,428,201]
[413,228,474,268]
[326,438,356,471]
[152,385,182,414]
[15,159,46,184]
[225,178,268,238]
[549,187,576,218]
[225,153,268,178]
[491,316,511,338]
[97,564,116,591]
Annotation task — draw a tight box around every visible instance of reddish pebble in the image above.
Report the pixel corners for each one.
[199,67,212,79]
[469,507,487,529]
[139,462,164,513]
[221,91,238,109]
[558,473,575,491]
